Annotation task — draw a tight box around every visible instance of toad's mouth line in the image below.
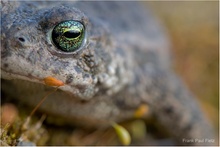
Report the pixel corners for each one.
[1,69,87,98]
[1,68,66,87]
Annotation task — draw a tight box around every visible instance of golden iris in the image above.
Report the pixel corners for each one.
[51,20,85,52]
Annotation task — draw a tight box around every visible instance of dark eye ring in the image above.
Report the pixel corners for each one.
[51,20,85,52]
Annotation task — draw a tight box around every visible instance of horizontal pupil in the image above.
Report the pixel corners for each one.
[63,30,80,38]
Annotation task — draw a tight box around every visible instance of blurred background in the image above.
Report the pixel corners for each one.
[144,1,218,133]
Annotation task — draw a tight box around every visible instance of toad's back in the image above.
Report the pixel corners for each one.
[75,1,171,67]
[77,1,170,65]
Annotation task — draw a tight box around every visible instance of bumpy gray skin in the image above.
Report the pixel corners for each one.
[1,1,214,145]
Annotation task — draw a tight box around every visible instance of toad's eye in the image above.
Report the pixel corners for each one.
[51,20,85,52]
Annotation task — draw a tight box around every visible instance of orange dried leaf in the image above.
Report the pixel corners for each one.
[43,76,64,86]
[134,104,149,118]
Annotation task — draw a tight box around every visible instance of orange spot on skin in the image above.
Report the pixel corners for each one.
[134,104,149,118]
[43,76,64,86]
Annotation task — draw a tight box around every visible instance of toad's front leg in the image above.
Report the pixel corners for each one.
[138,68,215,145]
